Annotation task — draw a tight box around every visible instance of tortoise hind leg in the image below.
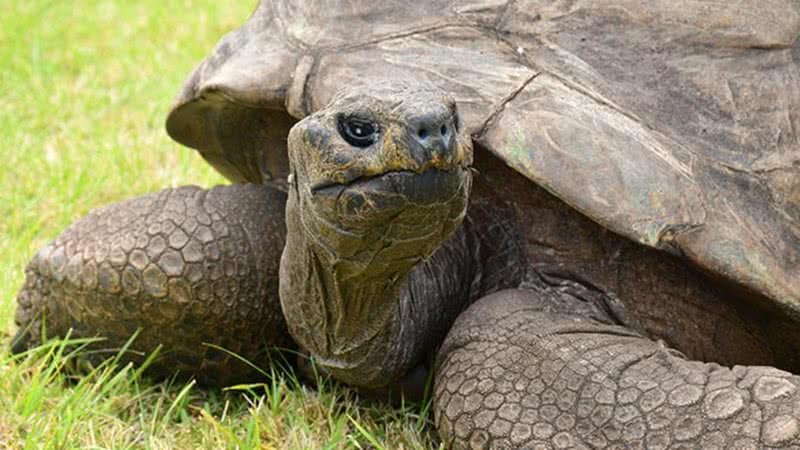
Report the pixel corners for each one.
[435,288,800,449]
[12,184,292,386]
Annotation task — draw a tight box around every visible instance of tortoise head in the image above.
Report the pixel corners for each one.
[279,81,472,383]
[285,80,473,258]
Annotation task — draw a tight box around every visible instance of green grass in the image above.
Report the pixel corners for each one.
[0,1,438,448]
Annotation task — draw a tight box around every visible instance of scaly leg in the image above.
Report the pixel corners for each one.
[435,288,800,449]
[13,184,292,385]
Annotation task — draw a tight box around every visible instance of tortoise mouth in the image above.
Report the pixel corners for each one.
[309,168,471,222]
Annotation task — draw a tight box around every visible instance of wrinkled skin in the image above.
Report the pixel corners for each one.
[279,81,474,387]
[15,81,800,449]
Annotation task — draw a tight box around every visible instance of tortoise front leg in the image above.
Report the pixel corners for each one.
[435,289,800,449]
[12,184,292,385]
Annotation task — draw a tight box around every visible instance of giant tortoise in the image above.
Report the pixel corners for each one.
[13,1,800,448]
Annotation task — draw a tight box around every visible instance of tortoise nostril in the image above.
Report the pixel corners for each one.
[410,113,457,162]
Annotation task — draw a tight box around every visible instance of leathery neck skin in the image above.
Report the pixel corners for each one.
[278,81,481,388]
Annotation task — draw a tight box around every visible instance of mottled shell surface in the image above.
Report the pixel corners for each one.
[166,1,800,313]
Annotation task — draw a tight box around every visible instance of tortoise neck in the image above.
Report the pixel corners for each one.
[279,194,528,388]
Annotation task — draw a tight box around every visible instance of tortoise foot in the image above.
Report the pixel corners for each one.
[13,184,293,385]
[435,289,800,449]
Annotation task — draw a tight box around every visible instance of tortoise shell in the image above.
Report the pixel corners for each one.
[166,0,800,314]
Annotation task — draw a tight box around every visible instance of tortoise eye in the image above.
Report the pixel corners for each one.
[338,116,379,148]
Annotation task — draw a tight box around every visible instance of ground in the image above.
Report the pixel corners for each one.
[0,1,437,448]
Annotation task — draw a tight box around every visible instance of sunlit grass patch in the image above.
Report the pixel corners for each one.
[0,336,439,449]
